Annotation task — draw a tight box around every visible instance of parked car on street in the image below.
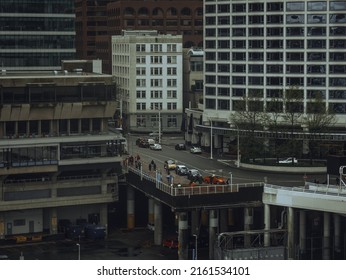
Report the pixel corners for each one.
[150,143,162,150]
[147,223,155,231]
[162,238,178,249]
[278,157,298,164]
[187,169,203,183]
[149,131,162,137]
[203,175,227,185]
[164,159,176,170]
[190,146,202,154]
[175,143,186,150]
[175,164,189,175]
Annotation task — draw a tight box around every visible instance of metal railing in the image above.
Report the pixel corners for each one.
[127,165,263,197]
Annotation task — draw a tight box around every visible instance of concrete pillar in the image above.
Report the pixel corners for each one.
[190,210,199,235]
[89,119,93,133]
[334,213,341,255]
[154,201,162,246]
[126,187,135,230]
[264,204,271,247]
[78,119,82,134]
[287,207,294,259]
[99,204,108,237]
[38,120,41,136]
[244,207,253,247]
[49,120,54,135]
[299,210,306,256]
[67,119,71,135]
[178,212,189,260]
[148,198,154,225]
[323,212,330,260]
[26,121,30,136]
[0,213,4,239]
[219,209,228,233]
[14,121,18,136]
[209,209,218,259]
[50,208,58,235]
[201,209,208,226]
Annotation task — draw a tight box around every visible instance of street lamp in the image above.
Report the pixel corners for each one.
[158,109,161,144]
[229,122,240,168]
[76,243,80,260]
[192,234,198,260]
[207,116,213,160]
[228,172,233,186]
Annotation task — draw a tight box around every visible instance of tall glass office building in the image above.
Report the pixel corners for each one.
[204,0,346,124]
[0,0,76,70]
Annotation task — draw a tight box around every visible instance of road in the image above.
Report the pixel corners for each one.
[128,135,326,187]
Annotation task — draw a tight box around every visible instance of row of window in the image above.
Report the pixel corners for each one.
[207,39,346,49]
[205,1,346,13]
[0,35,75,49]
[136,67,177,76]
[121,7,203,17]
[136,44,178,52]
[136,115,177,128]
[136,90,177,99]
[0,53,75,67]
[206,88,346,99]
[136,79,178,87]
[207,14,346,25]
[205,52,346,61]
[136,103,178,110]
[136,56,178,64]
[0,0,74,14]
[205,76,346,87]
[206,26,346,37]
[207,64,345,74]
[126,19,203,27]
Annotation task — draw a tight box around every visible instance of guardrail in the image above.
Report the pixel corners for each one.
[127,165,263,197]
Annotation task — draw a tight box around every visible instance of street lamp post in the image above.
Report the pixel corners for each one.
[192,234,198,260]
[208,117,213,160]
[228,172,233,186]
[229,122,240,168]
[158,109,161,144]
[76,243,80,260]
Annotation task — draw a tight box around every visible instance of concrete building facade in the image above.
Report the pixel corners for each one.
[0,67,123,239]
[112,30,184,134]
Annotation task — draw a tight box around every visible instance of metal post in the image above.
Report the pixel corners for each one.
[210,118,213,160]
[237,127,240,168]
[228,172,233,186]
[159,110,161,144]
[193,234,198,260]
[76,243,80,260]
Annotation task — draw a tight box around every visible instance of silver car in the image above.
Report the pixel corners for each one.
[190,146,202,154]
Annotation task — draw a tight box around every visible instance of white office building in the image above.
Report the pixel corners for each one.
[112,30,184,134]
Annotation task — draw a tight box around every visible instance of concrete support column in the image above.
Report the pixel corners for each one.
[299,210,306,256]
[264,204,271,247]
[148,198,154,225]
[78,119,82,134]
[126,187,135,230]
[178,212,189,260]
[89,119,93,133]
[49,120,54,136]
[244,207,253,247]
[38,120,41,136]
[26,121,30,136]
[190,209,199,235]
[209,209,218,259]
[14,121,18,136]
[56,120,59,136]
[50,208,58,235]
[287,207,294,259]
[154,201,162,246]
[67,119,71,135]
[219,209,228,233]
[323,212,330,260]
[334,213,341,255]
[0,213,4,239]
[99,204,108,237]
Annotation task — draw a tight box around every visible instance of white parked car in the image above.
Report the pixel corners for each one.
[147,223,155,231]
[190,146,202,154]
[149,131,162,137]
[150,143,162,151]
[279,157,298,164]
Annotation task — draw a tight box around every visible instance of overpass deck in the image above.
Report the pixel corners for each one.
[125,166,263,211]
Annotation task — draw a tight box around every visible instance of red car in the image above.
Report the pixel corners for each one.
[163,238,178,249]
[203,175,226,185]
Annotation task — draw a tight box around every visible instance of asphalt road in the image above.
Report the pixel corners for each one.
[128,134,326,187]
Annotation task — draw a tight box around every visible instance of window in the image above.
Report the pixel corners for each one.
[249,40,264,49]
[150,90,162,98]
[308,39,326,48]
[330,14,346,23]
[308,52,326,61]
[190,61,203,71]
[308,65,326,73]
[150,79,162,87]
[167,79,177,87]
[136,79,146,87]
[167,44,177,52]
[232,88,246,97]
[330,52,346,61]
[218,16,230,25]
[167,115,177,128]
[232,76,246,85]
[307,77,326,86]
[218,28,230,37]
[287,27,304,36]
[267,27,283,36]
[150,67,162,75]
[205,98,216,109]
[232,16,246,25]
[150,56,162,64]
[218,76,230,84]
[233,40,246,48]
[287,40,304,49]
[308,27,326,36]
[167,56,177,64]
[218,99,230,110]
[267,64,283,73]
[218,64,230,72]
[267,15,283,24]
[249,52,263,61]
[286,15,304,24]
[136,56,146,63]
[136,44,145,52]
[249,64,264,73]
[167,103,177,110]
[136,90,146,98]
[308,2,327,11]
[167,90,177,98]
[308,14,326,23]
[267,2,283,11]
[136,67,146,75]
[136,115,146,127]
[218,87,230,96]
[287,2,304,11]
[249,28,264,36]
[330,26,346,36]
[267,40,283,48]
[232,64,246,73]
[249,77,263,85]
[249,16,264,24]
[136,102,146,110]
[249,3,264,12]
[232,52,246,61]
[287,52,304,61]
[330,1,346,11]
[232,4,246,12]
[287,65,304,73]
[14,219,26,226]
[218,40,230,49]
[267,76,283,86]
[330,65,346,73]
[267,52,283,61]
[150,103,162,110]
[167,68,177,75]
[232,28,246,36]
[286,77,304,86]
